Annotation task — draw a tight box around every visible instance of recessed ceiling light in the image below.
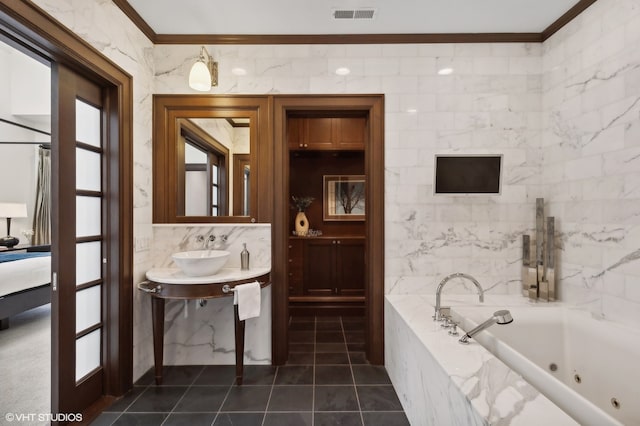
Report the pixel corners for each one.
[335,67,351,76]
[406,108,418,113]
[437,67,453,75]
[232,67,247,76]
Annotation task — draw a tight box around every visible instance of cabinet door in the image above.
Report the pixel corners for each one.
[303,117,335,150]
[303,239,335,295]
[335,238,365,296]
[287,117,305,150]
[336,117,366,150]
[288,239,304,295]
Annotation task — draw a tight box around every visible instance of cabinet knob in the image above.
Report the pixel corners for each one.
[288,245,292,249]
[289,259,292,262]
[289,272,293,276]
[299,143,303,148]
[332,240,336,244]
[337,240,341,244]
[304,143,308,148]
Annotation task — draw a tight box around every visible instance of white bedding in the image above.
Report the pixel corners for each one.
[0,256,51,297]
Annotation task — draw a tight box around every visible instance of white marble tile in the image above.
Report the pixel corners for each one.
[162,286,271,365]
[385,295,579,426]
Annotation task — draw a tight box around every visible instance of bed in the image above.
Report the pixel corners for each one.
[0,247,51,330]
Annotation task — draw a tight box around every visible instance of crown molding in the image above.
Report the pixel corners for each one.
[114,0,598,45]
[112,0,156,42]
[155,32,543,45]
[541,0,598,40]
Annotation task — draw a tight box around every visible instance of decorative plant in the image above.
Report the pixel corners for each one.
[291,196,314,212]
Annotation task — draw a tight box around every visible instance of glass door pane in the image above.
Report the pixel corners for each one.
[74,97,103,383]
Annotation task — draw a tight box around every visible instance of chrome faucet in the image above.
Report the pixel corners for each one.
[434,273,484,321]
[458,310,513,344]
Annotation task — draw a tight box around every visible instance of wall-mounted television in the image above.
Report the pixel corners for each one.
[434,155,502,194]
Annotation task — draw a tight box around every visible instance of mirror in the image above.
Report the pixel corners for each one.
[152,95,271,223]
[178,118,250,216]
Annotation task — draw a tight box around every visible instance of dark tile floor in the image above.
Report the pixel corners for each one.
[92,316,409,426]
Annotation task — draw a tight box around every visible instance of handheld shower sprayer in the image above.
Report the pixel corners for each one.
[458,310,513,344]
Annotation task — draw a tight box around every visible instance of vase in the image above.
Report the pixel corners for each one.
[295,211,309,236]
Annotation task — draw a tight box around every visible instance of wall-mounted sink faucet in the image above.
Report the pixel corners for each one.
[433,272,484,321]
[196,234,228,250]
[458,310,513,344]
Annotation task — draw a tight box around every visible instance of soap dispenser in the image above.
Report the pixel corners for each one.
[241,243,250,270]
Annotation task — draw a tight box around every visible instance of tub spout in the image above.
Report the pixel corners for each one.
[458,310,513,344]
[434,273,484,321]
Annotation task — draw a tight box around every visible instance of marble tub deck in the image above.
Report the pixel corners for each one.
[385,294,578,426]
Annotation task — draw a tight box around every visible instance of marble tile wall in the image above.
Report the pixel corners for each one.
[154,43,543,300]
[541,0,640,328]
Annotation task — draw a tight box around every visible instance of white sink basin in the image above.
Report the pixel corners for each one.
[171,250,230,277]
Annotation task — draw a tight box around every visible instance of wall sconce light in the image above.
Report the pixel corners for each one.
[189,46,218,91]
[0,202,27,248]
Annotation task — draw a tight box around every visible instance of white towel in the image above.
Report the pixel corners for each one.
[233,281,261,321]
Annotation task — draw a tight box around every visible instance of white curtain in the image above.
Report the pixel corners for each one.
[32,146,51,245]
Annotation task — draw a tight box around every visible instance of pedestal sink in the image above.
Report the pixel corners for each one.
[171,250,230,277]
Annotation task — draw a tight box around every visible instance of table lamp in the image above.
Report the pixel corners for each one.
[0,202,28,248]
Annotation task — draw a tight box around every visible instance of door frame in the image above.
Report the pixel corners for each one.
[273,95,385,365]
[0,0,133,414]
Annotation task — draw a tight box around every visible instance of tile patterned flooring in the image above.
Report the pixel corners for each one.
[92,316,409,425]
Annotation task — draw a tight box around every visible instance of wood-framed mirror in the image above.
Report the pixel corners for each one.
[152,95,272,223]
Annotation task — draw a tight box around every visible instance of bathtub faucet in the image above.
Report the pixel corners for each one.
[458,310,513,344]
[433,272,484,321]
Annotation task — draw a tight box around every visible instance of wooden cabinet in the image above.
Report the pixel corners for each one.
[288,238,304,296]
[288,117,366,150]
[288,237,365,297]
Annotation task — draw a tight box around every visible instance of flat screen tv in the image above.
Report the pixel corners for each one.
[434,155,502,194]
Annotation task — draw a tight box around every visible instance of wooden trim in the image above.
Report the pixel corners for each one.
[76,322,103,339]
[273,95,384,365]
[152,94,272,224]
[541,0,599,41]
[154,32,543,45]
[111,0,156,43]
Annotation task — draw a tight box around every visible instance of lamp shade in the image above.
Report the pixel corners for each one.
[0,203,27,218]
[189,60,212,92]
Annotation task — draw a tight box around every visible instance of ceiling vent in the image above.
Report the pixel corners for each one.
[333,9,376,20]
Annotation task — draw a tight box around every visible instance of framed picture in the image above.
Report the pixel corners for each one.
[323,175,365,221]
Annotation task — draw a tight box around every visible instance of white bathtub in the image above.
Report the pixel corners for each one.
[450,305,639,426]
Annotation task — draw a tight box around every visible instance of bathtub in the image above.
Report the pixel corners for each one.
[450,305,639,426]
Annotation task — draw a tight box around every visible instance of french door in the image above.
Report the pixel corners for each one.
[51,64,108,414]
